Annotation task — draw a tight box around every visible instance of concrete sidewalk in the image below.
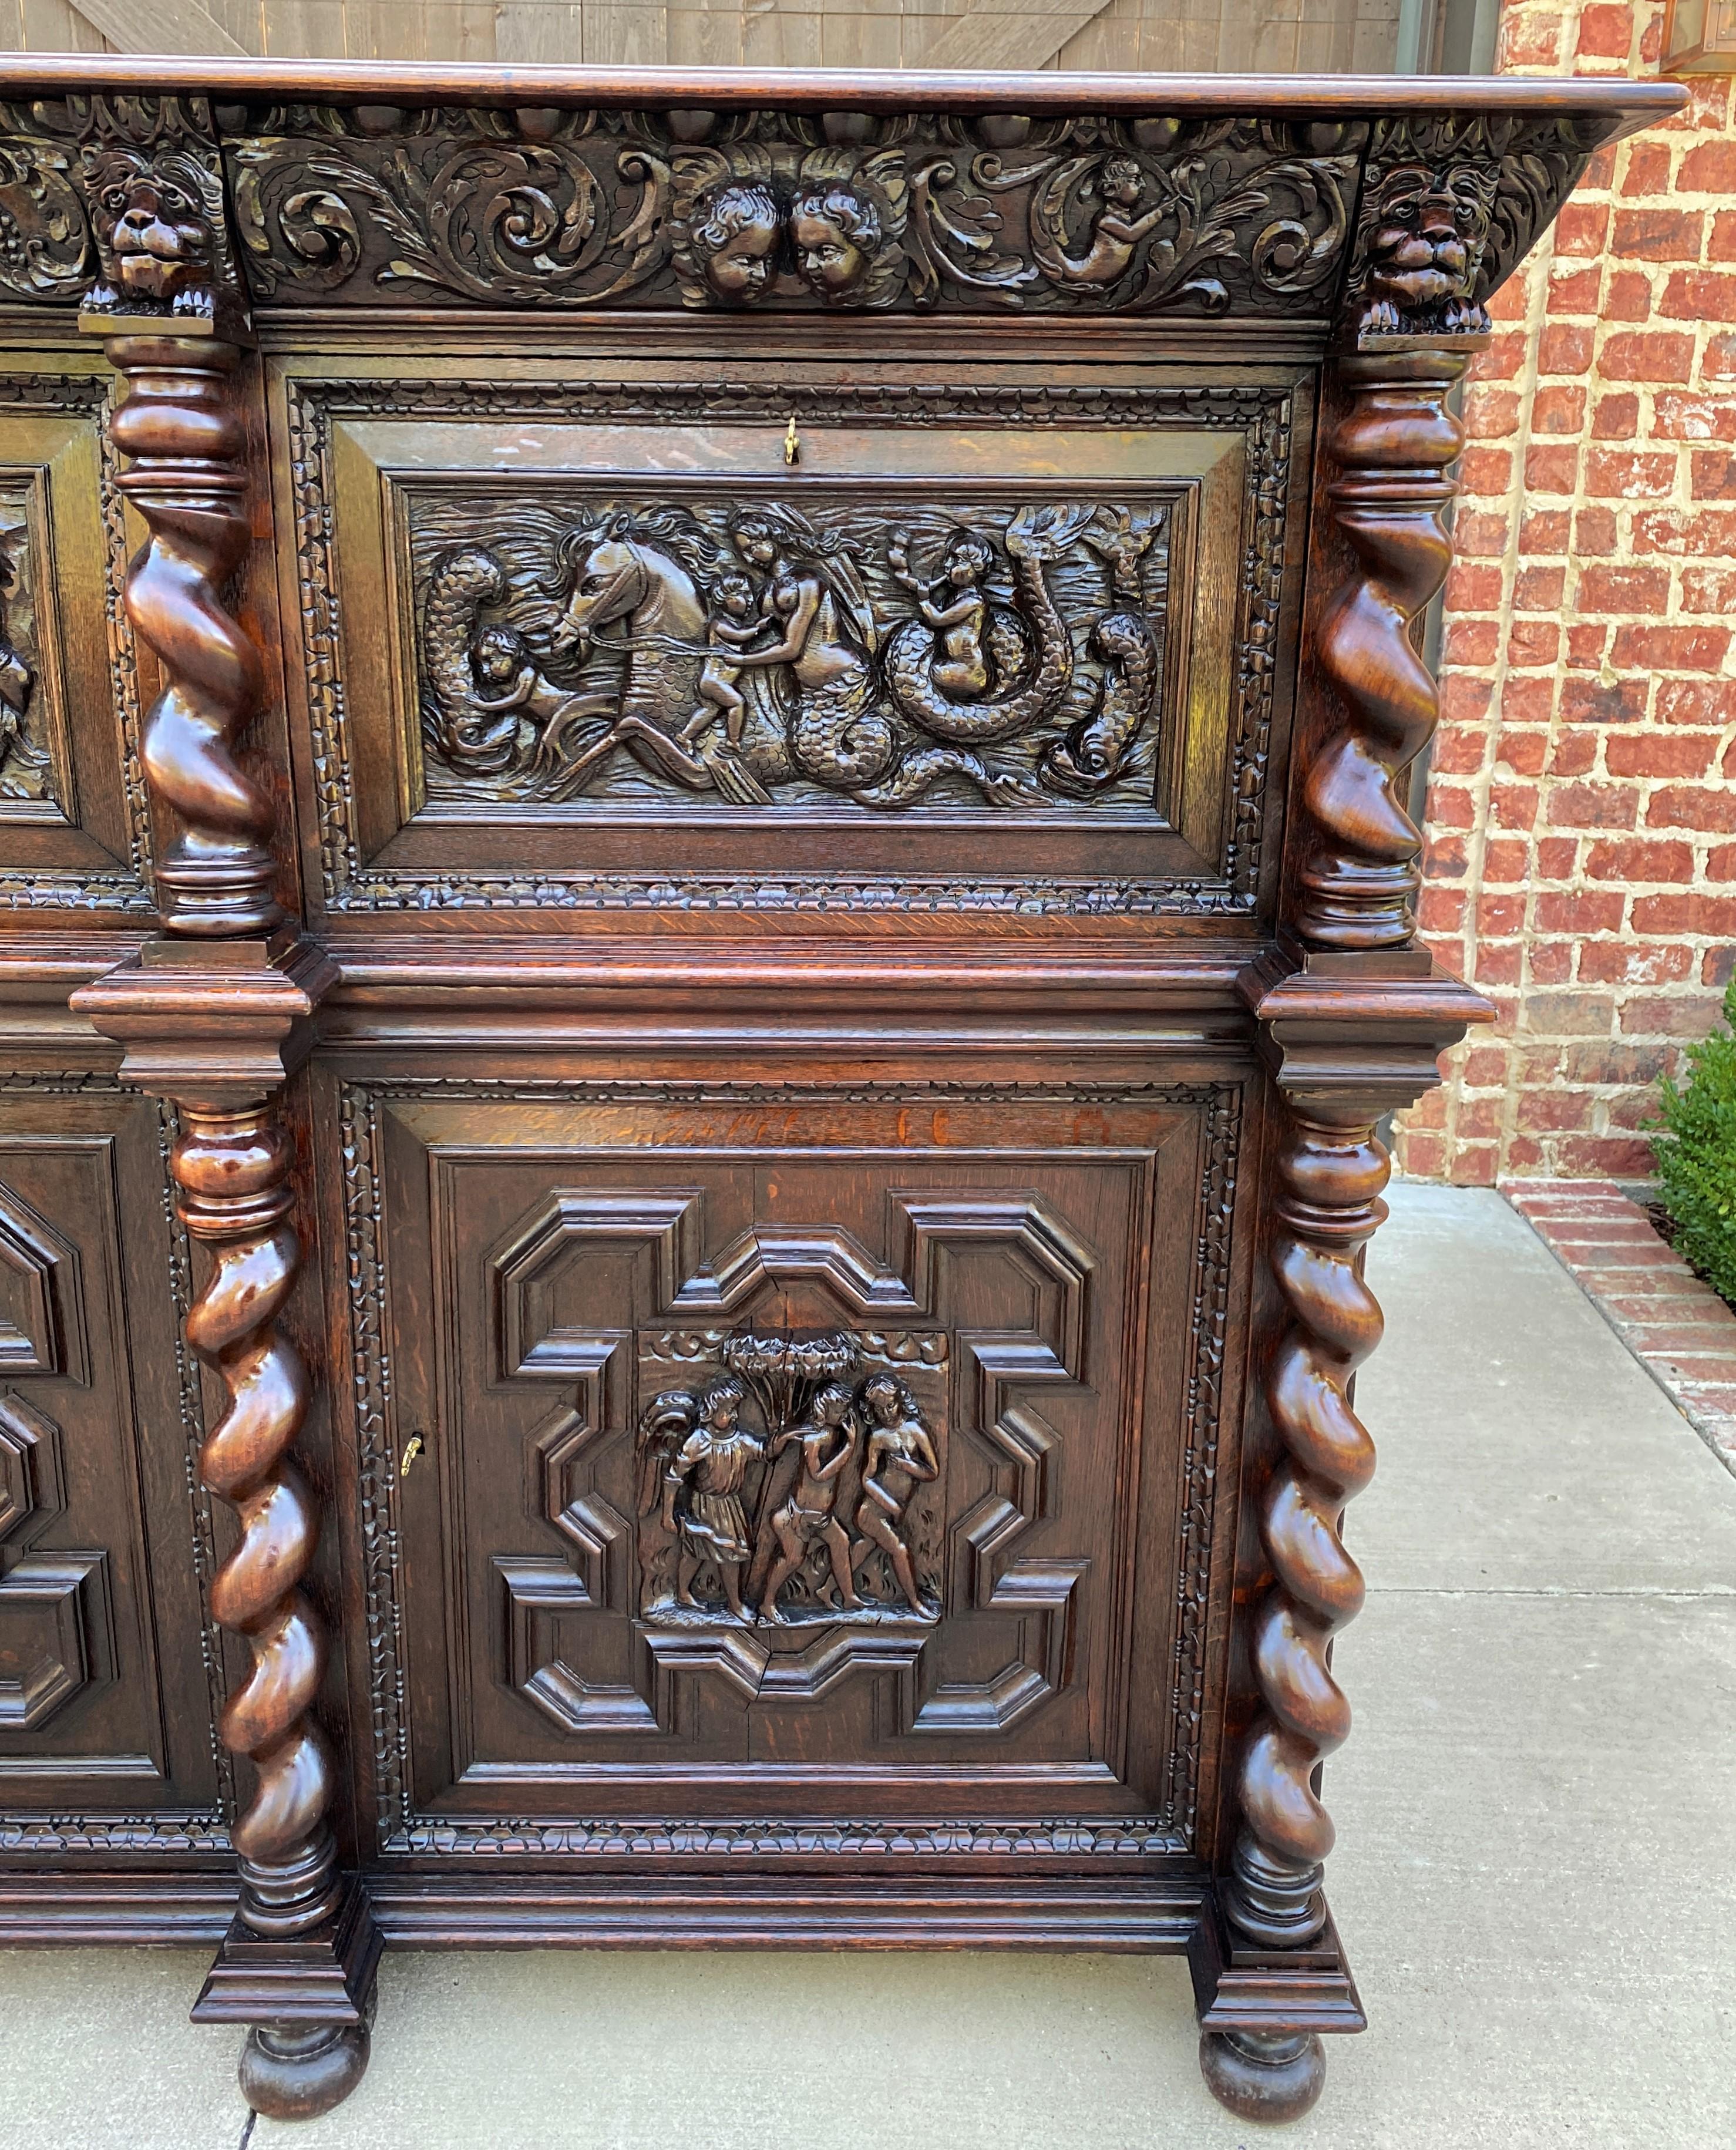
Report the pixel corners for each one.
[3,1185,1733,2149]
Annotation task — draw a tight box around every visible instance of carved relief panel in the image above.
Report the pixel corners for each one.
[0,363,154,918]
[0,1081,228,1849]
[274,359,1304,917]
[345,1079,1243,1855]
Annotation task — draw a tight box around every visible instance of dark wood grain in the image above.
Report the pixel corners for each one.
[0,58,1673,2132]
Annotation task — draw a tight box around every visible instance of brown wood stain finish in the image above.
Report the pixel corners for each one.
[0,58,1678,2125]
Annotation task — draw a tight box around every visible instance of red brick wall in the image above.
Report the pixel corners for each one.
[1399,0,1736,1183]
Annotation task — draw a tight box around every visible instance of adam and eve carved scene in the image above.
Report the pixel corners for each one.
[635,1328,946,1627]
[413,486,1172,813]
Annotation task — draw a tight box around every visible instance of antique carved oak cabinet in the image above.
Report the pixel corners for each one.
[0,55,1675,2126]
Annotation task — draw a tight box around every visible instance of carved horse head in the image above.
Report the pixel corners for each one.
[547,514,708,660]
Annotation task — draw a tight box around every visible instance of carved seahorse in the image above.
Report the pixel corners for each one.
[882,505,1089,745]
[420,547,520,776]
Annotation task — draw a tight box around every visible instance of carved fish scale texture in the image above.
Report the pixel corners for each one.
[176,1112,338,1937]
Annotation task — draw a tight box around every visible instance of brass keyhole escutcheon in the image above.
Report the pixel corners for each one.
[783,416,800,466]
[399,1432,425,1479]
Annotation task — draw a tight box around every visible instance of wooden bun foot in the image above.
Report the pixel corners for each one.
[1199,2029,1326,2123]
[238,2022,371,2122]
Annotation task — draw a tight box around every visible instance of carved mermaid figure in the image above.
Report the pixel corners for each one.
[1032,154,1172,292]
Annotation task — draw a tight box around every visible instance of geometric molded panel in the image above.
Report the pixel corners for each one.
[0,1548,107,1729]
[0,1387,106,1731]
[0,1184,84,1378]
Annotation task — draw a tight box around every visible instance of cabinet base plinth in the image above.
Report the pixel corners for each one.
[192,1877,381,2119]
[1189,1892,1366,2035]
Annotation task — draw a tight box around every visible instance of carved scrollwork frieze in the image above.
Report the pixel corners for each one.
[0,97,1644,332]
[227,106,1365,319]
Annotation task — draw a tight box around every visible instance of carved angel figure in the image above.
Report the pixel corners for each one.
[787,147,909,310]
[637,1374,765,1619]
[671,143,786,309]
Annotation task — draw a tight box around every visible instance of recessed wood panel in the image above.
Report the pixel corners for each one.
[0,361,154,921]
[0,1081,228,1853]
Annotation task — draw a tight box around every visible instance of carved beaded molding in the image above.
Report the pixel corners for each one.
[339,1075,1242,1860]
[290,374,1293,917]
[0,96,1614,331]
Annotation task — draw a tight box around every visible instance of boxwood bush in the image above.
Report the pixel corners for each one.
[1651,973,1736,1308]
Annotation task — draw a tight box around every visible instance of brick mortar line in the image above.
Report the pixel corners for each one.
[1503,1177,1736,1478]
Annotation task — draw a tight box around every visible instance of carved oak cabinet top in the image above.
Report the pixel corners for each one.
[0,62,1675,334]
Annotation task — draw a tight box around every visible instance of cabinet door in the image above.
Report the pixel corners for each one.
[344,1078,1244,1860]
[0,1081,227,1852]
[274,352,1304,923]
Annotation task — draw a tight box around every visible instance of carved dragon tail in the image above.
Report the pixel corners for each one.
[1224,1107,1384,1950]
[883,550,1075,746]
[177,1108,339,1939]
[110,338,280,938]
[1296,351,1467,948]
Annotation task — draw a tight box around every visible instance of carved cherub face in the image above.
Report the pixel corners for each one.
[1099,156,1145,211]
[712,571,758,619]
[692,183,781,305]
[472,626,524,688]
[91,149,210,302]
[1368,164,1491,314]
[942,532,993,587]
[790,184,881,305]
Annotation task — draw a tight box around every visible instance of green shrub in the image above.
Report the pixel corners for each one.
[1651,973,1736,1307]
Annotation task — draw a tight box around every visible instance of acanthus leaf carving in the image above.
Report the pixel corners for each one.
[227,107,1365,319]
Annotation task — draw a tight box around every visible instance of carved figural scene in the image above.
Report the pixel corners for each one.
[636,1329,945,1628]
[0,497,45,805]
[414,492,1170,811]
[228,106,1365,318]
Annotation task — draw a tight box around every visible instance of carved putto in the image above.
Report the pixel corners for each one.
[412,491,1169,813]
[668,142,908,309]
[223,105,1365,318]
[634,1330,944,1627]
